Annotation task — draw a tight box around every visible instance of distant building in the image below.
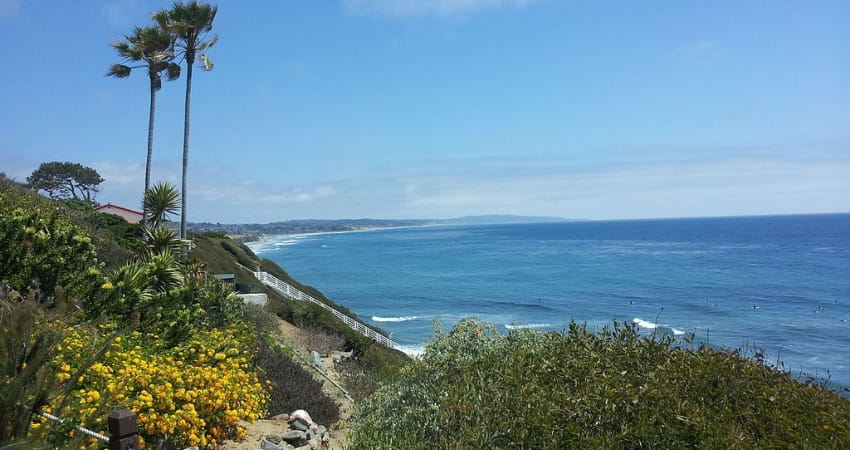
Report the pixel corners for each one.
[94,203,144,224]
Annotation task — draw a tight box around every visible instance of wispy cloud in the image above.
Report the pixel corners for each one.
[671,39,722,67]
[194,180,338,205]
[92,161,145,187]
[343,0,544,18]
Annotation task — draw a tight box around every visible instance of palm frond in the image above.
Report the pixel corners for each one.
[106,64,132,78]
[166,62,181,81]
[199,53,213,71]
[201,34,218,49]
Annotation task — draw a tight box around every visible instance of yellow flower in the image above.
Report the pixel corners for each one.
[101,282,114,290]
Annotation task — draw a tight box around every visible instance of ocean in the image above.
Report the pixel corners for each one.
[248,214,850,390]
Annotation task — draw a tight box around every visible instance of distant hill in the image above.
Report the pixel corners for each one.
[436,214,572,225]
[189,218,433,238]
[189,215,576,238]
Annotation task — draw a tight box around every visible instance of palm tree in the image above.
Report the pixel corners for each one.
[153,1,217,240]
[107,26,180,226]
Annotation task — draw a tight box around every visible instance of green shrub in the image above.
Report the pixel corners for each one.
[0,290,97,449]
[348,319,850,449]
[0,181,100,301]
[255,339,340,425]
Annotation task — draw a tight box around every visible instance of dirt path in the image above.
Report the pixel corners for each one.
[219,317,353,450]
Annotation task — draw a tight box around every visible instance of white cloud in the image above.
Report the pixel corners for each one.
[92,161,145,187]
[343,0,543,18]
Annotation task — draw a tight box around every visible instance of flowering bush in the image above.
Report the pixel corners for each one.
[49,323,269,449]
[0,180,101,301]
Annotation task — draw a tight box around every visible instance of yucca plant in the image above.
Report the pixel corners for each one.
[142,181,180,230]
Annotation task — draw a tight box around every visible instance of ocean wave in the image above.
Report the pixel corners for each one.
[633,317,685,336]
[505,323,553,330]
[481,299,557,311]
[372,315,422,323]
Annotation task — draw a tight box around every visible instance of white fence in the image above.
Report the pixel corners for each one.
[237,293,268,306]
[252,271,399,350]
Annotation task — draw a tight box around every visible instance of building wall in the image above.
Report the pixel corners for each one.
[96,205,143,224]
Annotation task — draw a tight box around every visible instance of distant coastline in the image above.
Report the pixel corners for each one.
[190,214,572,243]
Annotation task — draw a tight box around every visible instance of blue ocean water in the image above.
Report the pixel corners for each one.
[249,214,850,390]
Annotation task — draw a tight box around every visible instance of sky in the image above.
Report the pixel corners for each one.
[1,0,848,223]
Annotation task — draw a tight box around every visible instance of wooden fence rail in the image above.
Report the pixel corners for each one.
[24,404,137,450]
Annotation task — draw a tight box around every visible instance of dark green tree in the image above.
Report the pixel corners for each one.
[107,26,180,225]
[153,1,218,239]
[26,162,104,202]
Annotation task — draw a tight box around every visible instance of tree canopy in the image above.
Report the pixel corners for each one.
[26,162,104,202]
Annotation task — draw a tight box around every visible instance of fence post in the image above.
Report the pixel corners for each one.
[108,409,138,450]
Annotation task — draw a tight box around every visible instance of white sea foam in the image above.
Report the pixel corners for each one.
[397,345,426,357]
[504,323,553,330]
[274,239,301,247]
[633,318,685,336]
[372,315,422,323]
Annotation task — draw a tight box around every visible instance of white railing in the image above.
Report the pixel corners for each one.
[237,293,268,306]
[252,271,399,350]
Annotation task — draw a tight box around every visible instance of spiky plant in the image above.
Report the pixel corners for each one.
[142,181,181,229]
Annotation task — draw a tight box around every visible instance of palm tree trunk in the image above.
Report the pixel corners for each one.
[144,80,156,227]
[180,60,193,241]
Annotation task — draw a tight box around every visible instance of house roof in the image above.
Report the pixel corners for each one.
[95,203,143,215]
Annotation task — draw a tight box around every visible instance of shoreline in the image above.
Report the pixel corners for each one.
[244,223,443,252]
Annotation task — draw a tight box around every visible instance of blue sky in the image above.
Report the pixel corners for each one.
[1,0,848,223]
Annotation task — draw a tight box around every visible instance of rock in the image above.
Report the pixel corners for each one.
[317,425,327,437]
[308,438,318,449]
[291,420,309,432]
[310,350,327,373]
[261,439,282,450]
[271,413,290,421]
[281,430,308,445]
[265,435,283,444]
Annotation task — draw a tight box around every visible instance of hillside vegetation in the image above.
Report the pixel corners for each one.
[348,319,850,449]
[5,175,849,449]
[0,177,407,448]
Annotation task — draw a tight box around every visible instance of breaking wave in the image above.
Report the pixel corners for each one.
[505,323,553,330]
[633,317,685,336]
[372,315,422,323]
